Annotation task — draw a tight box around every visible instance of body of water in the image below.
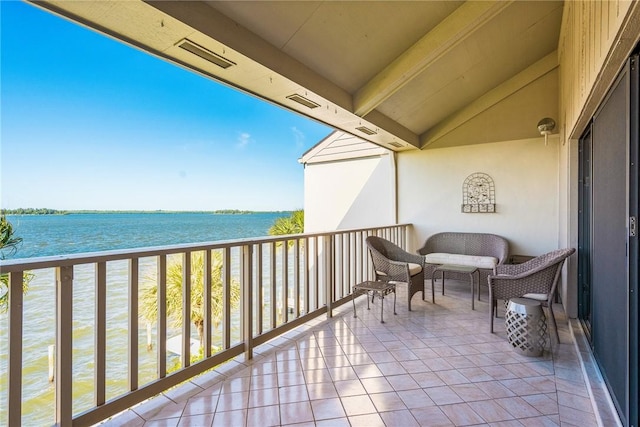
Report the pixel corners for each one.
[0,212,289,425]
[3,212,287,259]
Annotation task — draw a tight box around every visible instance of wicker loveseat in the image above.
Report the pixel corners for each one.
[417,232,510,289]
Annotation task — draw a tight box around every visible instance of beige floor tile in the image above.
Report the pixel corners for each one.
[467,400,515,423]
[477,381,517,399]
[424,385,464,405]
[353,363,384,379]
[556,390,594,413]
[219,377,251,395]
[516,415,560,426]
[369,391,407,412]
[133,396,187,421]
[558,405,598,427]
[387,373,421,391]
[436,369,472,386]
[143,418,180,427]
[246,405,280,427]
[360,376,394,394]
[181,395,218,417]
[176,413,214,427]
[215,391,248,412]
[211,409,246,427]
[440,402,485,426]
[521,394,559,415]
[340,394,376,416]
[377,361,408,376]
[310,397,347,420]
[399,359,430,373]
[280,401,314,425]
[304,367,333,384]
[450,383,491,402]
[247,387,279,408]
[334,379,366,397]
[327,366,358,381]
[496,396,542,418]
[411,372,447,388]
[249,373,278,391]
[410,406,455,427]
[457,367,494,383]
[307,382,339,400]
[315,417,350,427]
[348,413,386,427]
[500,378,544,396]
[397,388,436,409]
[379,409,420,426]
[279,384,309,403]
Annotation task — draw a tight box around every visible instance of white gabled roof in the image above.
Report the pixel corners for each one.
[299,131,390,165]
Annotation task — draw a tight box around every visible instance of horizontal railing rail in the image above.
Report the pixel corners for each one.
[0,224,410,426]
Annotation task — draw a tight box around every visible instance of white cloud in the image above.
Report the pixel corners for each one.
[237,132,251,148]
[291,126,305,148]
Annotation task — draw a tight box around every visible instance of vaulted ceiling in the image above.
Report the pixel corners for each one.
[34,1,564,151]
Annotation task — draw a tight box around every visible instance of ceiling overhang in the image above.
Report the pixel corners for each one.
[29,0,564,152]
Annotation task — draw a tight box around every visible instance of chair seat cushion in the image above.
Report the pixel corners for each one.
[376,262,422,277]
[424,253,498,269]
[522,293,547,301]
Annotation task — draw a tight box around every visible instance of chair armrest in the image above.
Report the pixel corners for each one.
[495,263,528,276]
[390,248,424,266]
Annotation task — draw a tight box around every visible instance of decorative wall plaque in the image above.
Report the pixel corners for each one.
[462,172,496,213]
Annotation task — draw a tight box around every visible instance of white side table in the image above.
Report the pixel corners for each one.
[505,297,548,357]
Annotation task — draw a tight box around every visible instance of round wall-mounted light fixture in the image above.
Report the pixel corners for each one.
[537,118,556,145]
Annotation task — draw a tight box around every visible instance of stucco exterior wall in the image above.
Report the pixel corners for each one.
[303,154,396,232]
[397,136,560,257]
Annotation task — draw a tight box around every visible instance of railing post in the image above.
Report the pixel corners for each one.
[157,255,167,378]
[256,244,263,335]
[129,258,139,391]
[8,271,24,426]
[243,244,253,360]
[324,236,334,318]
[282,240,288,323]
[203,250,212,358]
[223,248,231,350]
[55,265,73,426]
[182,252,191,367]
[95,262,107,407]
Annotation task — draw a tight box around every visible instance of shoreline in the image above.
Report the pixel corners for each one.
[3,209,294,216]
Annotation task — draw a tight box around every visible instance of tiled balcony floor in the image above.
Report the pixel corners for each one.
[105,280,618,427]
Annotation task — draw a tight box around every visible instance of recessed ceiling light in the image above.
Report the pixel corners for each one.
[178,39,235,69]
[355,126,377,135]
[286,94,320,109]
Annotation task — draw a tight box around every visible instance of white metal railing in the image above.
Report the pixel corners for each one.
[0,224,410,426]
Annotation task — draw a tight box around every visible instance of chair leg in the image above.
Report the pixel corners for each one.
[490,300,494,333]
[547,304,560,343]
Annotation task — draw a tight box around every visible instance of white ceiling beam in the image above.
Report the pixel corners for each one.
[353,0,513,117]
[147,1,353,112]
[361,110,420,148]
[420,51,559,148]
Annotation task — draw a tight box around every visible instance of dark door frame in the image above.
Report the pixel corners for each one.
[577,53,639,427]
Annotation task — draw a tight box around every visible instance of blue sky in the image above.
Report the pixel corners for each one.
[0,1,332,211]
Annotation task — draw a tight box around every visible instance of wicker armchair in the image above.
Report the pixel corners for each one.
[488,248,575,341]
[365,236,425,311]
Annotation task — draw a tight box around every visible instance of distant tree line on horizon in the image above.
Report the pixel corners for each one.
[1,208,295,215]
[1,208,68,215]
